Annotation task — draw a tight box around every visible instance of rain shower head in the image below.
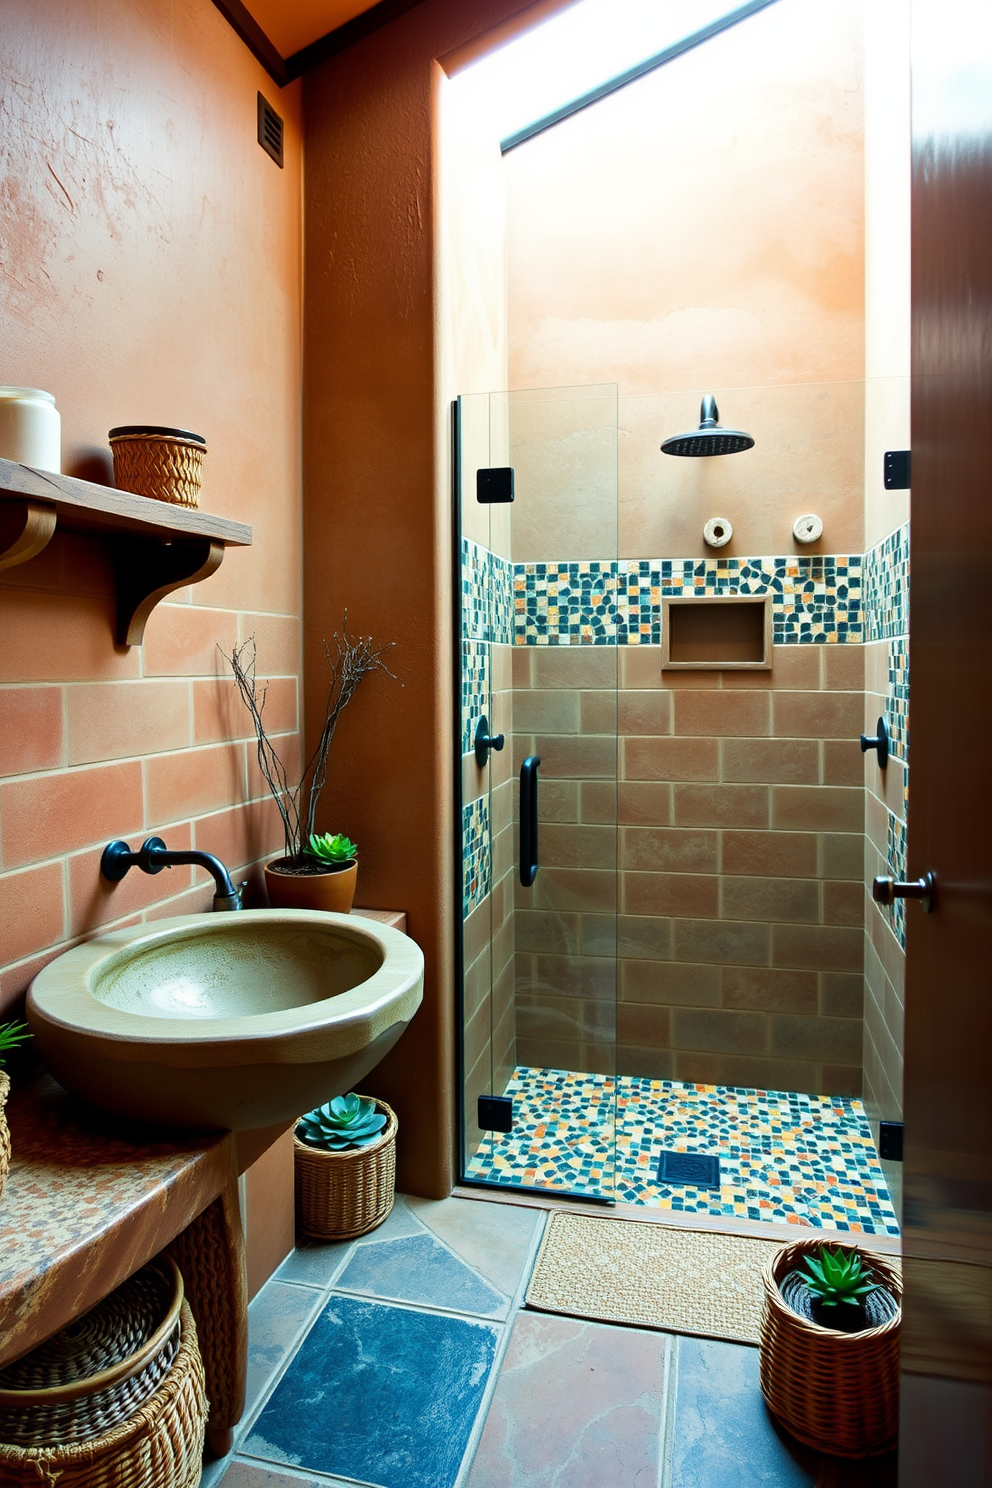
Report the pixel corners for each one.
[661,395,755,457]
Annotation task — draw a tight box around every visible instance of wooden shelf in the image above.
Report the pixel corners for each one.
[0,457,252,646]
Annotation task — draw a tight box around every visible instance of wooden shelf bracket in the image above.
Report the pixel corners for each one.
[0,457,251,647]
[0,498,58,572]
[116,536,226,646]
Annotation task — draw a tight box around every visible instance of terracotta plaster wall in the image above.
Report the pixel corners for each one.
[0,0,303,1009]
[301,0,573,1198]
[504,0,866,561]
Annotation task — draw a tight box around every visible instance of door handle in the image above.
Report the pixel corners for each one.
[520,755,541,887]
[872,871,936,914]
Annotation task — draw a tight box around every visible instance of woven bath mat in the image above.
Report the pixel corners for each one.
[526,1213,782,1344]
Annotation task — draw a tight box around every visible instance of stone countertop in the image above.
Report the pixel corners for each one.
[0,1074,235,1369]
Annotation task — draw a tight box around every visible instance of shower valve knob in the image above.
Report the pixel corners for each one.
[872,872,936,914]
[474,716,505,767]
[860,716,889,769]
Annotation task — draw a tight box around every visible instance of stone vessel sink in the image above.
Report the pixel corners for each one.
[26,911,424,1131]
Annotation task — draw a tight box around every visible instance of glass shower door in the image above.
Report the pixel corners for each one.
[457,384,619,1201]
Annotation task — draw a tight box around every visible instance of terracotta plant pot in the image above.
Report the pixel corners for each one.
[0,1071,9,1207]
[759,1238,902,1458]
[264,857,357,913]
[294,1098,397,1240]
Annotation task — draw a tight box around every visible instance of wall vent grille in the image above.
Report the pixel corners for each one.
[257,93,284,168]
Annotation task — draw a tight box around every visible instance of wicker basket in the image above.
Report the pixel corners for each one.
[0,1070,10,1208]
[759,1238,902,1458]
[294,1097,397,1240]
[0,1297,206,1487]
[0,1258,185,1446]
[109,426,206,509]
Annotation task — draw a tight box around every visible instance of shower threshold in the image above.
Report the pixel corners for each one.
[465,1067,900,1238]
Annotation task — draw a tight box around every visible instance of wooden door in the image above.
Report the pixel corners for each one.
[901,2,992,1481]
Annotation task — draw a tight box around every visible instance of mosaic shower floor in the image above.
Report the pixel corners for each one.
[466,1067,900,1236]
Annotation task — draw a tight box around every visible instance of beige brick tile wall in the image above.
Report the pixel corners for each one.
[512,643,864,1096]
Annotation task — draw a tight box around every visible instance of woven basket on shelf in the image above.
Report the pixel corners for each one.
[294,1097,397,1241]
[109,426,206,509]
[0,1070,10,1207]
[759,1237,902,1458]
[0,1295,206,1488]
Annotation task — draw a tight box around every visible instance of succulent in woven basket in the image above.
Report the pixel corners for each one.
[793,1246,884,1332]
[297,1094,387,1152]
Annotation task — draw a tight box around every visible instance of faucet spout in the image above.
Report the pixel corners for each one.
[101,837,244,911]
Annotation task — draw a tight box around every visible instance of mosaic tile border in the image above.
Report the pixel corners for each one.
[511,555,863,646]
[514,562,620,645]
[885,810,908,950]
[887,640,909,763]
[465,541,874,647]
[466,1068,899,1235]
[461,539,514,646]
[864,523,910,641]
[462,797,490,920]
[461,639,488,756]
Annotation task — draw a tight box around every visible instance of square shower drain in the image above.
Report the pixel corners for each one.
[656,1150,721,1189]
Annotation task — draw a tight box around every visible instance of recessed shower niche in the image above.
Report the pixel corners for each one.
[661,596,772,670]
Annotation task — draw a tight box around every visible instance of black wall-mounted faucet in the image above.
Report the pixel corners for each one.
[101,837,244,912]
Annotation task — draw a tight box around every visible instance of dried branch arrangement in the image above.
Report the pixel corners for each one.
[224,616,396,865]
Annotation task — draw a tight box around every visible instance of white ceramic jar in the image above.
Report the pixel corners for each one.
[0,387,61,472]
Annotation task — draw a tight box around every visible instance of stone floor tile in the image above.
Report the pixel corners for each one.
[333,1230,509,1318]
[404,1194,544,1298]
[214,1461,357,1486]
[245,1295,500,1488]
[466,1311,667,1488]
[242,1279,326,1421]
[273,1199,423,1287]
[670,1336,819,1487]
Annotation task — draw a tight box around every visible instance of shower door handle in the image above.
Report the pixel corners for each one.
[520,755,541,887]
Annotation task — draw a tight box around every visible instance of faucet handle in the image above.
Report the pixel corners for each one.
[137,837,169,874]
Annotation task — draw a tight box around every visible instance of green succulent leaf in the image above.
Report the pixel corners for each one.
[800,1246,879,1308]
[296,1091,386,1151]
[307,833,358,864]
[0,1021,30,1067]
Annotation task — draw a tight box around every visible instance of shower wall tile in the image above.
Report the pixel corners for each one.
[887,640,909,762]
[461,537,489,643]
[885,810,908,950]
[863,522,910,641]
[459,524,910,1108]
[462,797,491,920]
[461,539,514,646]
[461,639,488,755]
[514,561,620,645]
[508,554,864,646]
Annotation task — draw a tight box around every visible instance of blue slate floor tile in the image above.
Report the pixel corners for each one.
[274,1200,425,1289]
[670,1336,819,1488]
[244,1281,327,1420]
[333,1230,510,1318]
[404,1194,544,1300]
[245,1295,500,1488]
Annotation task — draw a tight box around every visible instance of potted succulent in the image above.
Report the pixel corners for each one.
[294,1092,398,1241]
[0,1021,30,1205]
[759,1238,902,1458]
[224,616,394,913]
[267,832,360,914]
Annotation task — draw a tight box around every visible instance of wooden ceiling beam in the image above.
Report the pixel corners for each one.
[210,0,430,86]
